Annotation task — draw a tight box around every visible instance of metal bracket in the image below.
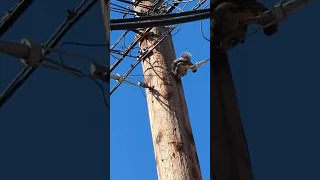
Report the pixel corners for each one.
[20,39,44,67]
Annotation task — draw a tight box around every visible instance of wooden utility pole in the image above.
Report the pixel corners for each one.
[100,0,110,59]
[134,0,202,179]
[100,0,110,176]
[210,1,311,179]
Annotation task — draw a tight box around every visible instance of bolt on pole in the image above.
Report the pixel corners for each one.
[134,0,203,179]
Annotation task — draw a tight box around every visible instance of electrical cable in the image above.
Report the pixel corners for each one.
[0,0,99,109]
[0,0,35,37]
[110,24,178,94]
[110,0,145,35]
[110,0,195,72]
[47,46,97,63]
[111,2,145,16]
[111,8,136,15]
[199,3,210,41]
[89,77,110,108]
[170,25,182,36]
[110,9,210,30]
[116,0,152,9]
[58,41,107,63]
[200,20,210,41]
[110,0,186,47]
[57,41,138,61]
[110,27,153,72]
[168,1,189,37]
[110,0,207,94]
[111,8,209,23]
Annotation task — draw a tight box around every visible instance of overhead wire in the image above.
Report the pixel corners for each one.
[57,41,138,61]
[110,0,182,50]
[110,8,210,30]
[110,0,186,73]
[0,0,99,109]
[110,0,147,34]
[111,8,209,23]
[42,59,110,108]
[110,0,207,94]
[199,2,210,41]
[49,42,111,108]
[110,0,162,50]
[110,2,145,16]
[0,0,35,37]
[0,37,111,108]
[116,0,152,9]
[110,0,207,93]
[110,8,136,15]
[168,1,189,37]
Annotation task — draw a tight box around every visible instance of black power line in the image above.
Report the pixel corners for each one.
[0,0,99,109]
[111,8,209,23]
[110,8,210,30]
[110,0,206,95]
[109,0,185,72]
[0,0,35,37]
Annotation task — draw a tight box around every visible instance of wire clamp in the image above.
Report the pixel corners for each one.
[20,39,44,68]
[109,74,124,83]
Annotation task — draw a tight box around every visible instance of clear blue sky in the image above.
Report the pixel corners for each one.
[0,0,318,180]
[110,1,210,179]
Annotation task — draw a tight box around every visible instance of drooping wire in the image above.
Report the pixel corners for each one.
[200,2,210,41]
[170,25,182,36]
[200,20,210,41]
[46,44,110,108]
[89,77,110,108]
